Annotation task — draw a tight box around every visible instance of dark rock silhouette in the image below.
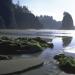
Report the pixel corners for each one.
[13,5,42,29]
[38,16,62,29]
[61,12,74,29]
[1,1,74,29]
[0,0,17,28]
[0,16,6,28]
[0,1,42,29]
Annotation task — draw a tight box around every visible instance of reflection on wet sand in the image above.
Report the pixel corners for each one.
[62,37,72,47]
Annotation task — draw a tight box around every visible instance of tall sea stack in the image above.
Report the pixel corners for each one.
[61,12,74,30]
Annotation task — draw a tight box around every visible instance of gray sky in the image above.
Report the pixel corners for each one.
[13,0,75,25]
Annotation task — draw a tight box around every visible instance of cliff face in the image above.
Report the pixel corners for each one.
[0,1,42,29]
[61,12,74,30]
[13,5,42,29]
[0,0,17,29]
[0,16,5,28]
[0,1,74,29]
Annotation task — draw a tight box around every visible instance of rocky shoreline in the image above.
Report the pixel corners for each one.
[0,36,53,55]
[54,54,75,74]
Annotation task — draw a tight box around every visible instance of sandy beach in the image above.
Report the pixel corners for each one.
[0,58,43,75]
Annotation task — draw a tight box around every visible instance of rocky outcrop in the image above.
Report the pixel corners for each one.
[54,54,75,74]
[61,12,74,30]
[0,0,17,29]
[0,37,53,54]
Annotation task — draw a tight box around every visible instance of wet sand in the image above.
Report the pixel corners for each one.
[0,58,43,75]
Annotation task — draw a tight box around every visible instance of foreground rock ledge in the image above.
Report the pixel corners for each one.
[0,58,43,75]
[54,54,75,74]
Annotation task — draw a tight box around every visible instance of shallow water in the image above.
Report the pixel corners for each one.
[20,36,75,75]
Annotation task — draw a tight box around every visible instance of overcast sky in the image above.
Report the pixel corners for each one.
[13,0,75,25]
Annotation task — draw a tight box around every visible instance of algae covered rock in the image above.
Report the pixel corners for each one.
[54,54,75,73]
[0,36,53,54]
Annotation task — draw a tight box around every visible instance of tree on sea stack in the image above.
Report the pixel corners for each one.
[61,12,74,29]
